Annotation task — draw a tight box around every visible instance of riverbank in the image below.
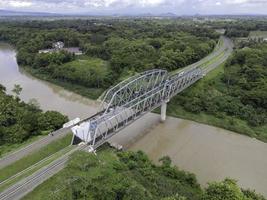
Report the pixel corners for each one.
[22,65,104,100]
[164,63,267,143]
[22,146,266,200]
[129,115,267,197]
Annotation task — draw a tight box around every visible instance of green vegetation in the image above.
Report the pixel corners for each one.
[0,84,68,156]
[249,31,267,39]
[167,43,267,142]
[22,147,265,200]
[0,19,219,99]
[0,134,72,184]
[203,179,266,200]
[0,145,73,192]
[24,56,110,99]
[0,135,44,158]
[204,18,267,38]
[55,56,110,88]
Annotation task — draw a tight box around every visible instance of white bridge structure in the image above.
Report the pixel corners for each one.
[71,67,203,149]
[71,67,205,149]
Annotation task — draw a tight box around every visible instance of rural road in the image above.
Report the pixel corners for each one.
[0,128,71,169]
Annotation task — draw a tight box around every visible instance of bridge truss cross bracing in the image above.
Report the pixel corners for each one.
[71,67,203,149]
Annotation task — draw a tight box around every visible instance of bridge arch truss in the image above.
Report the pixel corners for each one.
[72,67,204,149]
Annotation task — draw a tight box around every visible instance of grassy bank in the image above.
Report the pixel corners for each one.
[22,56,110,100]
[0,134,72,185]
[22,145,266,200]
[0,135,45,158]
[165,64,267,142]
[23,66,104,100]
[22,146,202,200]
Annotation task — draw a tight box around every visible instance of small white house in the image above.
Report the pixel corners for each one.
[38,41,83,55]
[53,41,64,50]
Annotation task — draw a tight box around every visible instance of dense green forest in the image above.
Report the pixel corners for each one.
[23,147,265,200]
[0,18,266,199]
[0,84,68,156]
[204,18,267,38]
[0,19,219,98]
[168,42,267,141]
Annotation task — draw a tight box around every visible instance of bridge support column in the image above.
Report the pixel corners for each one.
[160,101,168,122]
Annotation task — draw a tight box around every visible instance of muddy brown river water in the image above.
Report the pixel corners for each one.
[0,43,266,196]
[0,43,98,119]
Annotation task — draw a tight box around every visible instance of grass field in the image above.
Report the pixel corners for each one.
[0,134,73,190]
[24,56,109,100]
[249,31,267,39]
[21,147,119,200]
[67,55,108,68]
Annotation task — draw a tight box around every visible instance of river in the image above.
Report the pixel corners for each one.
[0,43,98,119]
[0,43,266,196]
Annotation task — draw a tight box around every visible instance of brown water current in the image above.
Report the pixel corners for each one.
[128,115,267,196]
[0,42,266,196]
[0,43,98,119]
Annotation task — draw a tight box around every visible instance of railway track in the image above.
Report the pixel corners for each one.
[0,144,86,200]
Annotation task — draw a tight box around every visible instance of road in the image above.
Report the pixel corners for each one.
[0,36,234,200]
[0,128,71,169]
[0,145,85,200]
[202,36,233,73]
[172,36,233,74]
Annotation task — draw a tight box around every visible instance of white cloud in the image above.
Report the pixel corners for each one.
[0,0,32,8]
[0,0,267,14]
[82,0,175,8]
[224,0,267,4]
[225,0,248,4]
[10,0,32,7]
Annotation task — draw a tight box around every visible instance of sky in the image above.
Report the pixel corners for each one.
[0,0,267,15]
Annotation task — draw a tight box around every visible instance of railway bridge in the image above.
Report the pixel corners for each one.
[71,67,203,149]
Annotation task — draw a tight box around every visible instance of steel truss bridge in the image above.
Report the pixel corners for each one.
[71,67,203,149]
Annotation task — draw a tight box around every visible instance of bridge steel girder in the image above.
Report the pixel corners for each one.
[72,67,203,149]
[100,69,168,114]
[90,67,202,148]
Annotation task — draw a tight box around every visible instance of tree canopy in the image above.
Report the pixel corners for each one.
[0,19,219,97]
[23,148,265,200]
[0,84,68,155]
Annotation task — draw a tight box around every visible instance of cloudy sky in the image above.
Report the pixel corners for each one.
[0,0,267,15]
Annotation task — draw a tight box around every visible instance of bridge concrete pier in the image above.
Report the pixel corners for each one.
[160,101,168,122]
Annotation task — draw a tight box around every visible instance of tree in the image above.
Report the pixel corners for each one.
[38,111,68,131]
[202,179,246,200]
[0,84,6,92]
[12,84,22,97]
[28,98,40,110]
[242,189,266,200]
[159,156,172,167]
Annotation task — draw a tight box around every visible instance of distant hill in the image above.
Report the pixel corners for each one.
[0,10,178,18]
[0,9,58,16]
[158,12,177,17]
